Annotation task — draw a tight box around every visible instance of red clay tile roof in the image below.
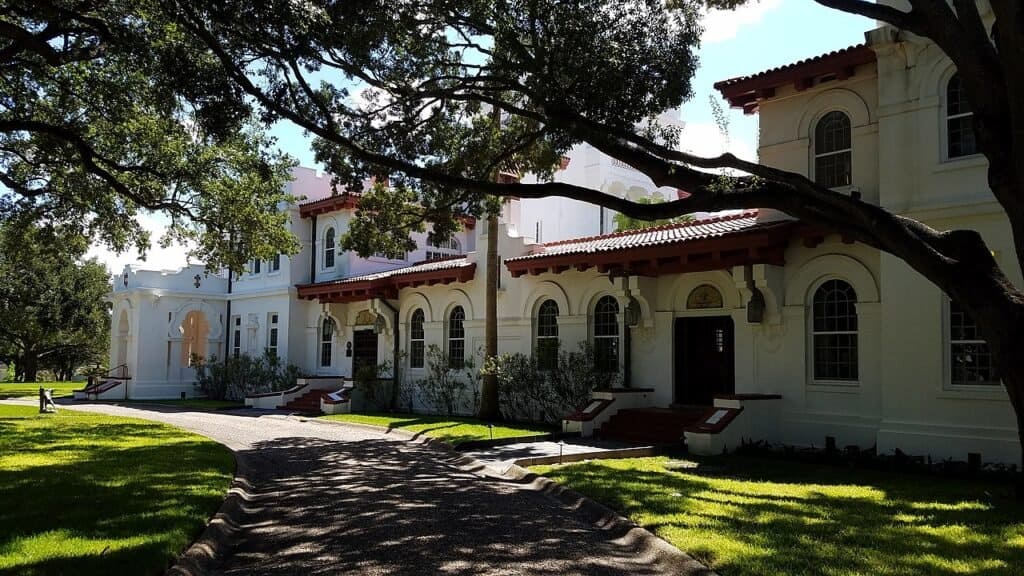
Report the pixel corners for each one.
[296,256,476,302]
[324,256,472,284]
[506,210,762,262]
[714,44,876,114]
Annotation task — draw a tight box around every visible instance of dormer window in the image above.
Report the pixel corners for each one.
[814,111,852,188]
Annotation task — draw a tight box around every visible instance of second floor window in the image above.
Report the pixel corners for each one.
[270,254,281,273]
[324,227,336,269]
[947,74,978,159]
[814,111,852,188]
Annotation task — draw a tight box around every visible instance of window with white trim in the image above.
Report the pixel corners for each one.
[814,111,852,188]
[593,296,619,372]
[320,317,334,367]
[811,280,858,381]
[270,254,281,273]
[410,308,425,369]
[535,299,559,370]
[324,227,336,269]
[251,259,261,275]
[232,315,242,359]
[447,306,465,368]
[946,74,977,159]
[267,313,279,358]
[949,300,999,386]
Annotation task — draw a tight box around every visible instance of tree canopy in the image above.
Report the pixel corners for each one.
[0,219,111,382]
[1,0,300,272]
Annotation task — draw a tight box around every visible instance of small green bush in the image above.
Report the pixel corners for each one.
[193,351,304,400]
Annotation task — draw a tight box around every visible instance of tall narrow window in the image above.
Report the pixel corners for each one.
[251,259,261,275]
[232,316,241,359]
[448,306,465,368]
[270,254,281,273]
[814,111,852,188]
[320,318,334,367]
[535,300,559,369]
[324,227,336,269]
[593,296,620,372]
[812,280,858,381]
[947,74,977,159]
[267,313,279,358]
[410,309,425,369]
[950,301,999,386]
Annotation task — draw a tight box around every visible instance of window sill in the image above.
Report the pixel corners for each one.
[935,154,987,172]
[936,386,1006,401]
[808,381,861,394]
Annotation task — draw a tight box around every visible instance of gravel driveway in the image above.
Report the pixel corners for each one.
[58,403,708,575]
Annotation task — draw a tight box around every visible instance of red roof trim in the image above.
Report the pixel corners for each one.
[299,194,362,218]
[534,210,758,249]
[714,44,876,114]
[296,262,476,303]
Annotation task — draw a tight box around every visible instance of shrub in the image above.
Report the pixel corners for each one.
[352,360,393,411]
[416,344,480,416]
[488,341,620,425]
[193,351,304,400]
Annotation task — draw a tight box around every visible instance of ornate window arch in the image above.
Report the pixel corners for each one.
[946,73,977,159]
[324,227,337,269]
[813,111,852,188]
[592,295,620,373]
[409,308,425,369]
[535,299,559,369]
[811,279,858,382]
[447,305,465,368]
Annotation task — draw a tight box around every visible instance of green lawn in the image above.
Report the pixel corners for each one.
[125,399,244,410]
[321,412,554,444]
[0,404,233,575]
[0,382,82,399]
[534,456,1024,576]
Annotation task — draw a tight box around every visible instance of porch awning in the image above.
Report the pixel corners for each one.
[504,210,795,278]
[296,257,476,303]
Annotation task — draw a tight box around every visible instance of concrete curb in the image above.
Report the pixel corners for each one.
[311,416,716,575]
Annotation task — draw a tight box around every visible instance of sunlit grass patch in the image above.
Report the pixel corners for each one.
[0,382,81,399]
[534,456,1024,576]
[0,405,233,575]
[320,411,553,444]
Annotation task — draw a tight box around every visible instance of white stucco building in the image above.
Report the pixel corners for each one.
[105,6,1020,466]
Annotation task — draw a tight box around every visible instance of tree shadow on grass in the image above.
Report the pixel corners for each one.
[539,457,1024,576]
[217,435,692,575]
[0,409,233,576]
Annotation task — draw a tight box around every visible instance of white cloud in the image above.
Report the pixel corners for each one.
[84,212,193,274]
[701,0,782,44]
[677,121,756,163]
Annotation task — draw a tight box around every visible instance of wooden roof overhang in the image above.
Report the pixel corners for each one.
[714,44,877,114]
[505,223,797,279]
[296,263,477,303]
[299,194,362,218]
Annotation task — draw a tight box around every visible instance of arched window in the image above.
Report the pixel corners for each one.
[324,227,336,269]
[409,309,425,369]
[535,299,559,370]
[447,306,465,368]
[593,296,620,372]
[949,301,999,386]
[320,317,334,368]
[812,280,858,381]
[946,74,977,159]
[814,111,852,188]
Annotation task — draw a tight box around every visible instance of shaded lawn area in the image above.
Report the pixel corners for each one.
[320,412,554,445]
[0,382,81,399]
[0,405,233,575]
[534,455,1024,576]
[125,399,244,410]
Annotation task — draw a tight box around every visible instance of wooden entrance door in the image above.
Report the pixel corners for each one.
[352,329,378,376]
[674,316,735,405]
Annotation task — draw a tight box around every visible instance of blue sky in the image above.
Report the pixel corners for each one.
[90,0,871,272]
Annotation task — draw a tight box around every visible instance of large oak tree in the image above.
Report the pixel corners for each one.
[168,0,1024,462]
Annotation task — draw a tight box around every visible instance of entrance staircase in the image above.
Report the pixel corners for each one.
[596,406,708,445]
[282,389,330,414]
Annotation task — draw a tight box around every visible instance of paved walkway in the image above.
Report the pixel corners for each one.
[34,402,707,575]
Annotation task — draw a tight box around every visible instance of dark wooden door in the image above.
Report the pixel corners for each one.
[674,316,735,405]
[352,329,378,375]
